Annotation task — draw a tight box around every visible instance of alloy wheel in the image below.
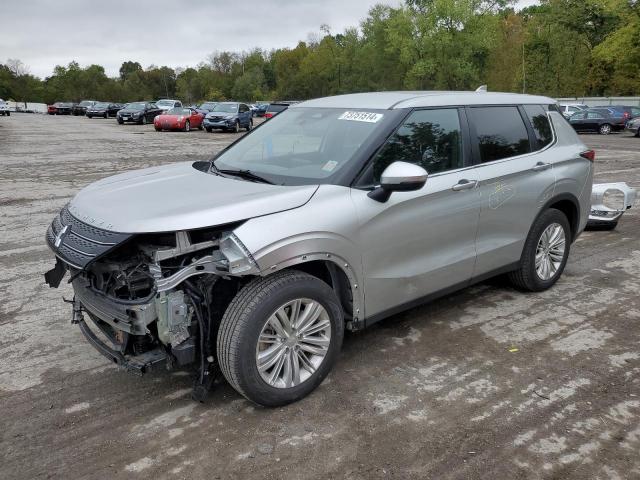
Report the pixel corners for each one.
[535,223,566,281]
[256,298,331,389]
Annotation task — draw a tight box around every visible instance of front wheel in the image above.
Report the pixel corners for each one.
[246,120,253,132]
[183,120,190,132]
[141,115,147,125]
[217,270,344,407]
[508,208,570,292]
[233,121,240,133]
[599,123,612,135]
[205,127,212,133]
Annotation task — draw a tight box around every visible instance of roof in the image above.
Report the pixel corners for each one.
[294,91,556,110]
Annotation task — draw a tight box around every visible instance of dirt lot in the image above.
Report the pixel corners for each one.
[0,113,639,480]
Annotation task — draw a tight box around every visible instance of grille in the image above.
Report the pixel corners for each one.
[46,206,131,269]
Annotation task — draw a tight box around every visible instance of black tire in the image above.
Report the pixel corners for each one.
[508,208,571,292]
[117,119,124,124]
[205,127,212,133]
[103,113,107,119]
[246,120,253,132]
[141,115,147,125]
[183,120,190,132]
[87,115,92,119]
[599,123,612,135]
[233,121,240,133]
[217,270,344,407]
[6,112,9,116]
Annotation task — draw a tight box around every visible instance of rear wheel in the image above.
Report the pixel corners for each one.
[599,123,612,135]
[217,270,344,407]
[508,208,570,292]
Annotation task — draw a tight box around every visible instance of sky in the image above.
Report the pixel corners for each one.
[1,0,540,79]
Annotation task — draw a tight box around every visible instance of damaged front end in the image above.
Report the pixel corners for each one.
[45,205,257,399]
[587,182,636,230]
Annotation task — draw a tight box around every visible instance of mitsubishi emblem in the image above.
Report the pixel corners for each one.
[54,225,69,248]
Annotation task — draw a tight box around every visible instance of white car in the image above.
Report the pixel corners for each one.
[155,99,182,113]
[0,99,10,116]
[559,103,588,119]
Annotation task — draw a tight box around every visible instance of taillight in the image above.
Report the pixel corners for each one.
[580,150,595,162]
[265,113,273,118]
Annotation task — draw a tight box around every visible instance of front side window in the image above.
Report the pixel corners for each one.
[468,106,531,163]
[371,108,463,182]
[524,105,553,150]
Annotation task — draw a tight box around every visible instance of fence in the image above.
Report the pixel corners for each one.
[557,97,640,107]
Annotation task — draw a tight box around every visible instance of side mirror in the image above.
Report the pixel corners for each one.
[368,161,428,202]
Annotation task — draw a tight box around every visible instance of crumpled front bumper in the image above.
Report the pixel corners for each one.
[588,182,636,226]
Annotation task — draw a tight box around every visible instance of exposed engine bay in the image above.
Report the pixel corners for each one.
[45,206,258,400]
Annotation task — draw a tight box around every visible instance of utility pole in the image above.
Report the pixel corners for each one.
[522,43,526,94]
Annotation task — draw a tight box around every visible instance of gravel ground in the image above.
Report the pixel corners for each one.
[0,113,639,480]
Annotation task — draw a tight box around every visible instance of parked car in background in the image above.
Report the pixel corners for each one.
[607,105,640,121]
[569,109,626,134]
[47,103,59,115]
[0,98,10,116]
[54,102,76,115]
[202,102,253,132]
[116,102,162,124]
[155,99,182,113]
[559,103,588,119]
[254,103,269,117]
[196,101,218,114]
[626,116,640,137]
[86,102,123,118]
[44,91,593,406]
[264,102,292,119]
[154,107,204,132]
[72,100,97,116]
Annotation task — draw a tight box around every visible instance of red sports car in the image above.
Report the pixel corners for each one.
[154,107,204,132]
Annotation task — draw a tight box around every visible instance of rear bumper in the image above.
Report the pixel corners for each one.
[588,182,636,225]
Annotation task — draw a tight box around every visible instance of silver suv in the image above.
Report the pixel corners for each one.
[45,91,594,406]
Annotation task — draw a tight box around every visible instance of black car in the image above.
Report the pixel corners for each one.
[116,102,163,124]
[55,102,76,115]
[72,100,97,116]
[263,102,296,120]
[569,109,626,135]
[87,102,123,118]
[254,103,269,117]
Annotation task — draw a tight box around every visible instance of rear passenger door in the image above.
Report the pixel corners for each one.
[468,105,556,277]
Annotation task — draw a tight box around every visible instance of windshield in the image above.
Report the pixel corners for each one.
[212,103,238,113]
[156,100,174,106]
[94,102,109,108]
[126,102,145,111]
[199,102,217,110]
[79,101,93,107]
[213,107,389,185]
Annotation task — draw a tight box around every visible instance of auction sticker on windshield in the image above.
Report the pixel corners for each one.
[338,111,384,123]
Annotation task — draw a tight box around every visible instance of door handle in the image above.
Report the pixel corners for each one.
[532,162,552,172]
[452,179,478,191]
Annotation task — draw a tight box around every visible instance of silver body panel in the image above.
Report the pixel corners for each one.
[589,182,636,224]
[67,162,318,232]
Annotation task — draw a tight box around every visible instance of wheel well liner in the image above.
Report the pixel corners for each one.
[545,194,580,241]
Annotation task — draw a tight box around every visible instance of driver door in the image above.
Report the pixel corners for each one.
[351,108,480,319]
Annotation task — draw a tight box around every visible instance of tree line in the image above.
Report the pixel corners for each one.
[1,0,638,105]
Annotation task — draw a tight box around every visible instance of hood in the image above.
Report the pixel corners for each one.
[206,112,235,119]
[68,162,318,233]
[120,108,143,114]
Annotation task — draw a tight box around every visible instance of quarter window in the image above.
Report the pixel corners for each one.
[372,108,463,182]
[468,106,531,163]
[524,105,553,150]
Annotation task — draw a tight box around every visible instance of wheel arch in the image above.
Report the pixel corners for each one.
[258,254,363,330]
[540,192,581,242]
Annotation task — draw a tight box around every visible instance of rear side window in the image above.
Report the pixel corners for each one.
[523,105,553,150]
[371,108,463,181]
[468,106,531,163]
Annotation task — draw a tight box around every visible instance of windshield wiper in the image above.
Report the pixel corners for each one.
[216,168,274,185]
